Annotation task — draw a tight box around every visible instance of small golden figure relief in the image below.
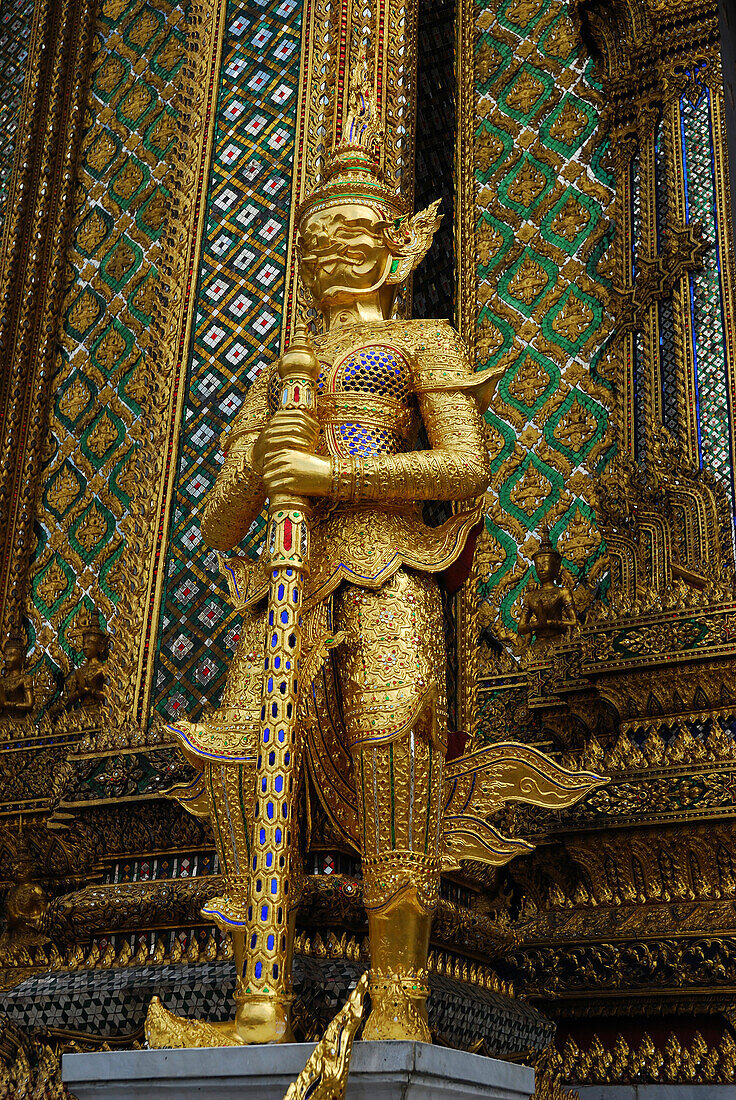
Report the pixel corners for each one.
[62,608,108,711]
[0,633,34,717]
[152,57,604,1059]
[518,530,578,650]
[1,832,49,950]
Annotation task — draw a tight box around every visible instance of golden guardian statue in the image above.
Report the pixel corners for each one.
[148,70,603,1052]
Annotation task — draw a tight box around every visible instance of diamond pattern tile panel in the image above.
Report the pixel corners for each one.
[153,0,303,720]
[473,0,614,658]
[681,81,733,502]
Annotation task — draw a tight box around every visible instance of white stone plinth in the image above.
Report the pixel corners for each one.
[62,1040,535,1099]
[576,1088,736,1099]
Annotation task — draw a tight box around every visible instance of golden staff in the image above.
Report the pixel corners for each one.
[236,323,320,1044]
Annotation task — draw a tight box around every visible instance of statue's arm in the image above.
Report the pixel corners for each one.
[561,589,578,626]
[20,679,34,711]
[331,332,490,503]
[200,369,271,551]
[517,605,534,636]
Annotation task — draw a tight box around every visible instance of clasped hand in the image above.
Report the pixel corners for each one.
[252,408,332,497]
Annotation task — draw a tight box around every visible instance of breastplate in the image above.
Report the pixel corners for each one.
[268,340,417,457]
[323,342,417,457]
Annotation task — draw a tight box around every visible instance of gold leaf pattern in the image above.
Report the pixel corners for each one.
[507,159,546,207]
[95,327,126,371]
[58,378,91,422]
[506,69,546,114]
[549,99,589,146]
[75,505,109,553]
[37,561,68,606]
[551,293,595,343]
[507,357,551,408]
[46,468,81,515]
[507,254,549,305]
[87,412,119,458]
[509,462,552,515]
[553,397,597,451]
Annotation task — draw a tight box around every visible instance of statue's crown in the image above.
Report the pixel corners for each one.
[71,606,106,640]
[297,52,408,225]
[534,526,561,561]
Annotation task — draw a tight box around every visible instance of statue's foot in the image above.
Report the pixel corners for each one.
[363,972,431,1043]
[145,996,242,1049]
[234,990,295,1044]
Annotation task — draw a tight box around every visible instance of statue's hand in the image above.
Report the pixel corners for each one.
[252,410,320,475]
[262,450,332,497]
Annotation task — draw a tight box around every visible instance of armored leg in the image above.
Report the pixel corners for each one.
[334,570,447,1042]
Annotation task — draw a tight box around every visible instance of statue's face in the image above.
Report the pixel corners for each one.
[82,632,105,660]
[534,552,559,583]
[298,204,391,305]
[3,645,22,672]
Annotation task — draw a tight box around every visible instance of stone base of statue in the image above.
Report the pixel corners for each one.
[62,1041,534,1099]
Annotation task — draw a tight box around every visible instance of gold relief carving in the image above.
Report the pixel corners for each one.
[506,159,547,208]
[126,8,160,48]
[509,462,553,515]
[74,505,109,553]
[504,0,546,30]
[506,69,548,115]
[548,100,590,146]
[476,318,506,365]
[508,254,550,306]
[549,292,595,345]
[76,210,109,255]
[552,397,597,451]
[154,37,185,75]
[549,1029,736,1087]
[550,196,590,243]
[476,219,507,266]
[67,289,101,334]
[57,377,92,422]
[477,40,504,85]
[120,84,154,121]
[36,561,69,607]
[93,54,126,93]
[46,468,81,515]
[104,243,137,284]
[507,356,552,409]
[86,412,119,459]
[111,159,145,201]
[84,130,120,175]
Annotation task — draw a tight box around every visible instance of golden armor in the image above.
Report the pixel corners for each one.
[152,66,602,1052]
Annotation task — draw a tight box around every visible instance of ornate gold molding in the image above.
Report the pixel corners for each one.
[0,0,97,641]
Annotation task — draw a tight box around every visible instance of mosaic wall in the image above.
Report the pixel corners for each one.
[24,0,188,702]
[153,0,303,720]
[469,0,615,656]
[0,0,35,236]
[678,68,733,501]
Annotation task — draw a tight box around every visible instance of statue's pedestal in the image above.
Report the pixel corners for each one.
[62,1041,535,1099]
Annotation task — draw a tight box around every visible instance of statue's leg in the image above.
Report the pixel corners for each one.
[334,570,447,1042]
[168,609,264,1040]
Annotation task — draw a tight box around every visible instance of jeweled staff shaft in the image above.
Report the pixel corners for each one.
[238,325,319,1043]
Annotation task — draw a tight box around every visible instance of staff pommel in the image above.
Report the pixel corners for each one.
[279,322,320,383]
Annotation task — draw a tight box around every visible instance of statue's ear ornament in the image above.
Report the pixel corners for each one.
[384,198,443,284]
